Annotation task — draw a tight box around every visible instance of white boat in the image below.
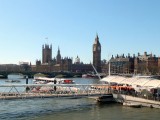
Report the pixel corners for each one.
[82,73,99,79]
[5,80,21,83]
[32,77,78,93]
[123,101,142,108]
[34,76,75,84]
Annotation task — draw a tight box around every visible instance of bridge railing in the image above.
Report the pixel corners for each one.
[0,84,110,99]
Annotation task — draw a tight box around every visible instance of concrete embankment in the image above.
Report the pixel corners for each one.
[113,93,160,108]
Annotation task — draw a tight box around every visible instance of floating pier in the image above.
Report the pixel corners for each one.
[114,93,160,108]
[0,84,110,100]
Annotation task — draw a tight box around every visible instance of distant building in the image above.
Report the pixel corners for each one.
[74,56,80,64]
[72,63,92,73]
[2,35,160,75]
[56,47,61,64]
[32,44,72,72]
[42,44,52,64]
[0,64,20,72]
[109,54,134,74]
[19,61,31,72]
[19,61,29,65]
[31,35,102,73]
[72,34,102,73]
[108,52,160,75]
[134,52,158,75]
[158,57,160,73]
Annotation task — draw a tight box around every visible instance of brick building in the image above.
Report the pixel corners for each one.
[134,52,158,75]
[109,54,134,74]
[108,52,160,75]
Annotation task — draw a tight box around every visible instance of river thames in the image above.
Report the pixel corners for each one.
[0,75,159,120]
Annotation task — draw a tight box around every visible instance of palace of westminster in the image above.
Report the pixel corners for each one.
[31,34,102,73]
[1,34,160,75]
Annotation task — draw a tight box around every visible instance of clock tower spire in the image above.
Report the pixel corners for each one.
[93,34,101,72]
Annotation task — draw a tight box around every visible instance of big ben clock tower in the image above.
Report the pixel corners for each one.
[93,34,101,73]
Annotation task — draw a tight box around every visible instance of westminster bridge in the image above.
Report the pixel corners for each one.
[0,71,82,79]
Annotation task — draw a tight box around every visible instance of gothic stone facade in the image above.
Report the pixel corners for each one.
[93,34,101,73]
[32,34,102,73]
[32,44,72,72]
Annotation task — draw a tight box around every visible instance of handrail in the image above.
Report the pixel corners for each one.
[0,84,108,87]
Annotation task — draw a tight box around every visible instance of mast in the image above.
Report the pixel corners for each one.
[91,63,101,80]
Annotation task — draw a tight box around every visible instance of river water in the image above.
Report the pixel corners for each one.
[0,75,159,120]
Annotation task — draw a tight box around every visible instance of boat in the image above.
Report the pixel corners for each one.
[5,80,21,83]
[82,73,99,79]
[97,93,115,103]
[123,101,142,108]
[34,76,75,84]
[32,77,78,93]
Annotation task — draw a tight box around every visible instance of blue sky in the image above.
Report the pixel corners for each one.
[0,0,160,64]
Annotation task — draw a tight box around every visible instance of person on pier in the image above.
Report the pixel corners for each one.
[54,78,57,91]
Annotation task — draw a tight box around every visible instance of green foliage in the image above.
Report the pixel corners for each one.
[34,73,47,77]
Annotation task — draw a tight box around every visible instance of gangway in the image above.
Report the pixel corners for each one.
[0,84,110,100]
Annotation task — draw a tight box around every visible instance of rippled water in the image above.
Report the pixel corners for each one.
[0,98,95,120]
[1,98,159,120]
[0,75,160,120]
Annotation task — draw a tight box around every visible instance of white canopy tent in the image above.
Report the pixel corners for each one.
[100,76,160,88]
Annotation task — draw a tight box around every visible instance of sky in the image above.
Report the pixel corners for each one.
[0,0,160,65]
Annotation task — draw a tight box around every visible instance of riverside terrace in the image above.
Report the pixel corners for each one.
[100,75,160,108]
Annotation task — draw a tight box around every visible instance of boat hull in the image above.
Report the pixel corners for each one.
[123,102,142,108]
[97,94,115,103]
